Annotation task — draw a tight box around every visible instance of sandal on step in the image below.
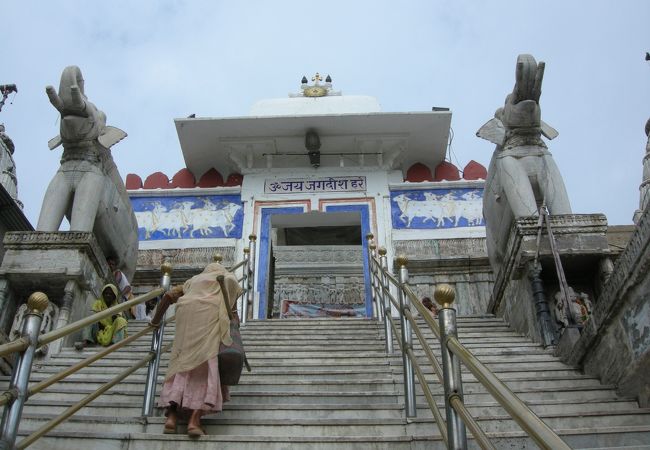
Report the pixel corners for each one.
[187,425,205,437]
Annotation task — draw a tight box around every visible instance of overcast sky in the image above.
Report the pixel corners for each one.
[2,1,649,226]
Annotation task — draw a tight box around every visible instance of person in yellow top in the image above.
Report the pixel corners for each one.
[81,284,128,347]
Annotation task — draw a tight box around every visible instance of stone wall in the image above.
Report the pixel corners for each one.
[488,215,612,345]
[132,246,236,291]
[563,207,650,407]
[271,245,365,316]
[393,238,493,315]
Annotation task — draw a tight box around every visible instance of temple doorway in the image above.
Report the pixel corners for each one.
[262,210,368,319]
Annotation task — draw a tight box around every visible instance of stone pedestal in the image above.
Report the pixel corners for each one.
[488,214,612,345]
[0,231,111,356]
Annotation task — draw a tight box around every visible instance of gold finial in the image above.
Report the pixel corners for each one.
[27,292,49,313]
[249,234,257,242]
[365,233,374,241]
[213,253,223,263]
[396,255,408,267]
[378,247,387,256]
[369,243,376,251]
[434,284,455,309]
[160,261,173,275]
[244,247,250,254]
[312,73,322,84]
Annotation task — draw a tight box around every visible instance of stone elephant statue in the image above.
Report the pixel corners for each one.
[478,54,572,272]
[36,66,138,279]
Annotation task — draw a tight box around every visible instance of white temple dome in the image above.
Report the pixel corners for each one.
[250,95,382,117]
[249,74,381,116]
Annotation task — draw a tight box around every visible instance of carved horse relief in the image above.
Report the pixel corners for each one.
[478,55,572,271]
[37,66,138,278]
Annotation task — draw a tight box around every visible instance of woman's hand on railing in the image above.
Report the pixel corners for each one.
[150,286,182,326]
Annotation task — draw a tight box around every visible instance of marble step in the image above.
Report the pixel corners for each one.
[15,410,650,437]
[13,427,650,450]
[18,398,642,420]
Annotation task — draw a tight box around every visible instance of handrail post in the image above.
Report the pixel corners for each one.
[396,255,416,418]
[0,292,49,449]
[436,284,467,450]
[366,234,380,320]
[242,247,250,320]
[141,262,172,416]
[243,234,256,325]
[379,247,394,354]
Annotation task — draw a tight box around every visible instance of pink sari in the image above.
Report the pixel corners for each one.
[158,356,230,412]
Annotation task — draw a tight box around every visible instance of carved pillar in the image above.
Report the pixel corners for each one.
[47,280,77,355]
[527,262,557,347]
[0,280,14,374]
[0,280,13,338]
[598,257,615,291]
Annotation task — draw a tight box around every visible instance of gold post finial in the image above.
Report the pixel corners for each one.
[27,292,49,313]
[378,247,387,256]
[244,247,250,254]
[160,261,173,275]
[365,233,374,241]
[434,284,455,309]
[396,255,408,267]
[213,253,223,263]
[369,243,376,251]
[249,234,257,242]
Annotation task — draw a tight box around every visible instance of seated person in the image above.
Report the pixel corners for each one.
[81,284,128,347]
[107,257,139,319]
[421,297,439,318]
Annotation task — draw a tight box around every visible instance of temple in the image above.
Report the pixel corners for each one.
[126,74,489,319]
[0,63,649,448]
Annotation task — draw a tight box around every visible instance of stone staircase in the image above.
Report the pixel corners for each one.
[2,316,649,449]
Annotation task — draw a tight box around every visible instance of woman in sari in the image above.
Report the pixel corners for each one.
[151,262,241,437]
[81,284,128,346]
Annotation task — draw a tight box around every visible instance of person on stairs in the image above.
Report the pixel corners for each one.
[150,262,241,437]
[80,284,128,347]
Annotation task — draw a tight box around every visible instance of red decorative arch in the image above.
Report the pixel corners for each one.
[224,173,243,186]
[197,168,224,188]
[170,168,196,188]
[405,163,433,182]
[433,161,460,181]
[143,172,170,189]
[462,160,487,180]
[125,173,142,190]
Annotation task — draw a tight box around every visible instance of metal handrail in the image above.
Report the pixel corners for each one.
[40,289,164,347]
[405,346,449,446]
[365,237,572,449]
[446,336,571,449]
[16,341,173,450]
[228,259,248,272]
[0,282,167,449]
[0,289,163,359]
[403,309,443,383]
[0,315,173,407]
[449,395,495,450]
[0,338,29,359]
[1,234,259,448]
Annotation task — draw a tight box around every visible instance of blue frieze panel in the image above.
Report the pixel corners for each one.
[390,188,485,229]
[130,195,244,240]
